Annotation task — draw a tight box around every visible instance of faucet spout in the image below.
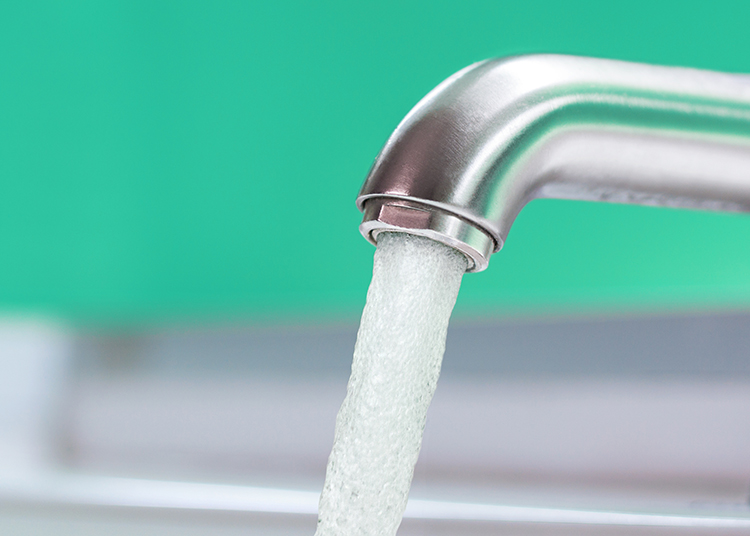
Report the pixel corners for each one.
[357,54,750,271]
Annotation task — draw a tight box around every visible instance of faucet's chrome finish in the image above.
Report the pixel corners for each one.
[357,55,750,272]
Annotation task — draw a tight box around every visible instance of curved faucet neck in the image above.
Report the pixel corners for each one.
[357,54,750,272]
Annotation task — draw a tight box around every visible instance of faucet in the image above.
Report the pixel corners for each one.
[357,54,750,272]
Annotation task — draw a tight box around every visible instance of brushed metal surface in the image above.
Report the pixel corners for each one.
[358,55,750,271]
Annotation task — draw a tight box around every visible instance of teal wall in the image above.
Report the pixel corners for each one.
[2,1,750,324]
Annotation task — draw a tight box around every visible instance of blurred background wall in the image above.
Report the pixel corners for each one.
[1,0,750,325]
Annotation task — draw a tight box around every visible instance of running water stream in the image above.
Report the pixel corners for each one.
[316,232,467,536]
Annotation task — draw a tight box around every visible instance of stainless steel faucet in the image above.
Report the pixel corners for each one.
[357,55,750,271]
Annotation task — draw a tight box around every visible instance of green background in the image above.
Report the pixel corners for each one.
[2,0,750,325]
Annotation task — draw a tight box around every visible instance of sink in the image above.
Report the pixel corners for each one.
[1,314,750,534]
